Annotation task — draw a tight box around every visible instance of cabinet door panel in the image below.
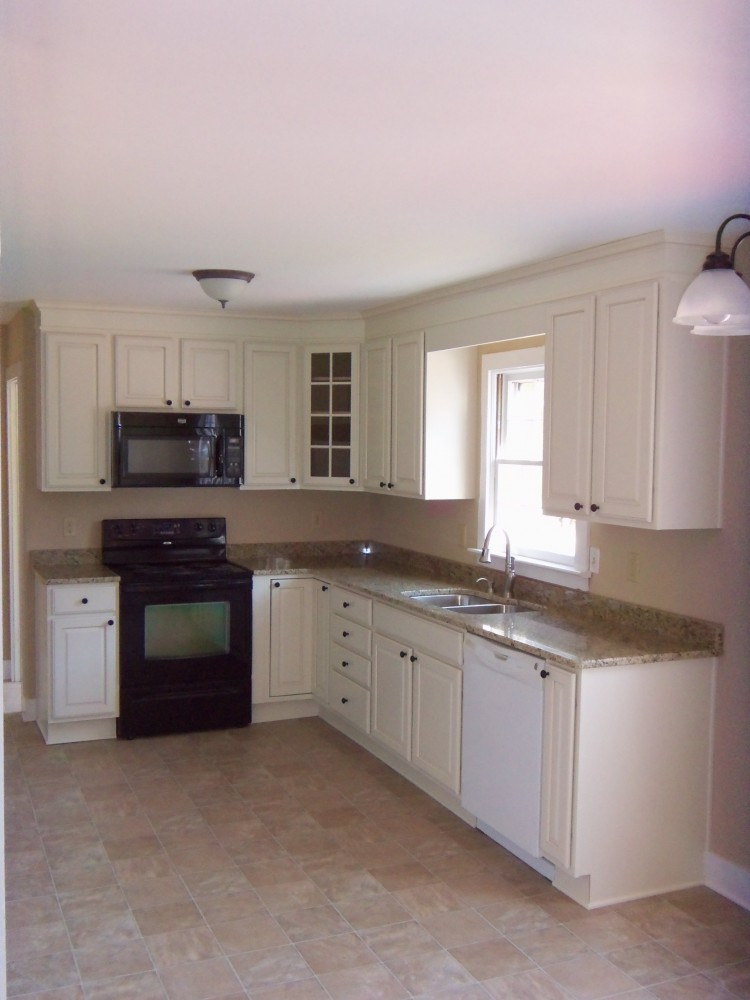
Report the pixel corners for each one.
[540,664,576,869]
[244,345,298,487]
[591,283,657,523]
[542,298,595,518]
[313,582,330,704]
[391,331,424,496]
[362,338,392,491]
[371,634,412,759]
[269,579,314,696]
[50,615,117,720]
[412,653,461,792]
[114,335,178,409]
[41,333,112,490]
[181,339,239,410]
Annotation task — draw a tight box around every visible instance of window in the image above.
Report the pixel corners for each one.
[479,348,589,587]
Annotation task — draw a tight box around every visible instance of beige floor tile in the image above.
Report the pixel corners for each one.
[708,959,750,999]
[6,949,80,996]
[647,972,739,999]
[421,909,501,949]
[395,881,466,919]
[229,943,314,991]
[563,909,652,952]
[296,930,379,974]
[83,970,169,999]
[74,938,154,982]
[606,940,697,985]
[249,980,330,999]
[363,919,444,963]
[256,878,330,914]
[450,937,534,981]
[386,947,478,995]
[319,961,410,999]
[542,952,640,1000]
[479,897,558,935]
[132,899,205,937]
[211,912,290,954]
[197,887,267,925]
[146,924,224,968]
[507,923,590,964]
[276,903,352,942]
[368,860,439,891]
[335,893,413,931]
[483,967,570,999]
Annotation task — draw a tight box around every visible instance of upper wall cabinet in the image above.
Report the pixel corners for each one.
[302,346,360,489]
[362,332,477,499]
[114,335,240,411]
[243,343,299,489]
[39,331,113,491]
[543,280,726,529]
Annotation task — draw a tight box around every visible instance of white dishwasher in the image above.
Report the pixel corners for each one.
[461,633,552,875]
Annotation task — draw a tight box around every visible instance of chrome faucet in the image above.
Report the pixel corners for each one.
[477,524,515,600]
[475,576,494,595]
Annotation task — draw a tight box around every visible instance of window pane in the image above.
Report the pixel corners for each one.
[501,377,544,461]
[310,353,330,381]
[496,462,577,561]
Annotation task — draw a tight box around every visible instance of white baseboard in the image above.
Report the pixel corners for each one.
[705,851,750,912]
[3,682,22,714]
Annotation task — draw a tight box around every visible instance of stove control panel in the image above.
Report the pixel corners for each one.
[103,517,226,544]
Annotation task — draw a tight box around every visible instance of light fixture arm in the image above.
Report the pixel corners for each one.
[703,213,750,270]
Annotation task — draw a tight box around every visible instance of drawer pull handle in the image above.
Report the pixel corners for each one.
[81,598,89,605]
[493,651,509,661]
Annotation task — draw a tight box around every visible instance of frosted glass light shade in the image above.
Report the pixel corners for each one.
[691,323,750,336]
[674,268,750,328]
[192,269,255,308]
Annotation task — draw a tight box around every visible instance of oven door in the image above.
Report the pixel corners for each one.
[117,578,252,737]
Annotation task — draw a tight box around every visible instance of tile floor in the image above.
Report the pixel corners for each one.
[4,713,750,1000]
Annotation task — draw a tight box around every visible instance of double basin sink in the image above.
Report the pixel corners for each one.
[405,591,533,616]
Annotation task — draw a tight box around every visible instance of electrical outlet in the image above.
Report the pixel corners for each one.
[589,546,600,574]
[63,517,76,537]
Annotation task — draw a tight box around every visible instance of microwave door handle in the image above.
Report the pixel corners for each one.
[215,436,224,479]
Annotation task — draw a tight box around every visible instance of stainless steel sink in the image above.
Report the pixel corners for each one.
[405,592,530,615]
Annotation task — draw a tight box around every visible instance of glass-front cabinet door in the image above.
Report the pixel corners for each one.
[303,346,359,488]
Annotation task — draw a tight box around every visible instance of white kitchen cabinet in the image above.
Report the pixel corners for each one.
[539,663,577,869]
[243,343,299,488]
[543,280,726,528]
[269,577,315,697]
[302,346,360,488]
[371,601,463,794]
[326,586,372,733]
[362,333,477,499]
[412,652,462,794]
[114,334,240,411]
[540,657,715,908]
[39,331,113,491]
[371,633,413,758]
[35,579,118,744]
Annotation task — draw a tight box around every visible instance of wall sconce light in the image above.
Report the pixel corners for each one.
[192,269,255,309]
[674,214,750,335]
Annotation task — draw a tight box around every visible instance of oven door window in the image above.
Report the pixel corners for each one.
[144,601,230,659]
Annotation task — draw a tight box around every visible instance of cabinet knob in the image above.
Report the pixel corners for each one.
[410,655,417,663]
[387,482,394,489]
[321,585,328,592]
[290,477,297,484]
[400,650,407,658]
[540,669,549,678]
[166,399,173,406]
[379,481,386,488]
[273,582,281,588]
[107,619,115,626]
[343,601,350,608]
[341,697,349,704]
[99,479,106,485]
[184,400,191,406]
[81,597,89,605]
[590,503,600,512]
[342,631,349,637]
[341,661,349,668]
[349,478,355,485]
[574,502,583,511]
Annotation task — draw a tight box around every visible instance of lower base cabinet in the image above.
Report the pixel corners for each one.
[540,657,715,908]
[35,579,119,744]
[411,652,462,793]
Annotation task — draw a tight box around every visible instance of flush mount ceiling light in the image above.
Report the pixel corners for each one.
[674,214,750,335]
[192,269,255,309]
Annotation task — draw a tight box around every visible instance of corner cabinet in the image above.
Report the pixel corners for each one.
[38,331,113,491]
[540,657,715,908]
[362,333,477,499]
[243,343,299,488]
[114,334,240,411]
[543,280,726,528]
[35,579,119,744]
[302,347,360,488]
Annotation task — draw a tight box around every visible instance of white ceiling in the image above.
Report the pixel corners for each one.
[1,0,749,321]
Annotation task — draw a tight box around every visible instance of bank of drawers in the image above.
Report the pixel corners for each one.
[328,586,372,732]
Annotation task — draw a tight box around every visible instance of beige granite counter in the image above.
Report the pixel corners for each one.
[31,542,723,670]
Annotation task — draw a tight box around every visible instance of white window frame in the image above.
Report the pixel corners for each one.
[478,347,590,590]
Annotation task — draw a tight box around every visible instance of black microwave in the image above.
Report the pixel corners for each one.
[112,411,244,487]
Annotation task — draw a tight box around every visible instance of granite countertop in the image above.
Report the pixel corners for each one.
[32,548,723,670]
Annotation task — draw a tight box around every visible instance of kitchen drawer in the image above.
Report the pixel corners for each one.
[331,642,371,689]
[329,586,372,626]
[373,602,463,665]
[329,670,370,732]
[49,584,117,615]
[330,614,371,657]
